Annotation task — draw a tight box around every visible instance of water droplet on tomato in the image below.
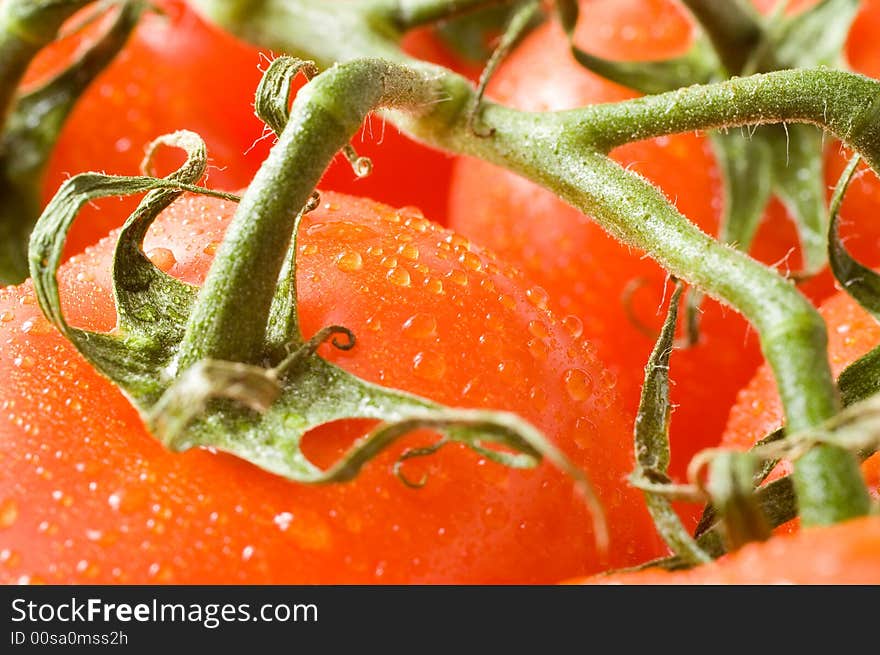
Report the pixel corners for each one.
[203,241,219,255]
[0,498,18,529]
[498,294,516,310]
[527,320,549,339]
[459,251,482,271]
[0,310,13,322]
[527,338,549,361]
[413,351,446,381]
[13,355,34,369]
[478,333,503,355]
[0,548,21,568]
[529,386,548,411]
[526,285,549,310]
[273,512,294,532]
[563,368,593,401]
[147,247,177,272]
[446,269,468,287]
[562,315,583,339]
[402,313,437,339]
[424,277,444,295]
[334,249,363,272]
[397,243,420,261]
[387,267,411,287]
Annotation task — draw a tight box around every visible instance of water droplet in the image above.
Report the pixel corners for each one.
[574,417,596,450]
[445,270,468,286]
[498,294,515,310]
[0,310,13,323]
[0,549,21,568]
[564,368,593,401]
[274,512,294,532]
[13,355,34,369]
[241,545,255,562]
[0,498,18,529]
[402,313,437,339]
[380,255,398,269]
[529,386,548,411]
[526,286,549,310]
[527,320,549,339]
[528,339,549,361]
[424,278,444,295]
[413,351,446,381]
[397,244,420,261]
[459,251,482,271]
[478,333,503,355]
[387,267,411,287]
[334,249,363,272]
[300,243,318,256]
[146,248,176,272]
[562,315,583,339]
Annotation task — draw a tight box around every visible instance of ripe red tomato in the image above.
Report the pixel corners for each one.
[447,0,880,483]
[25,0,458,257]
[574,516,880,584]
[0,190,662,583]
[723,289,880,509]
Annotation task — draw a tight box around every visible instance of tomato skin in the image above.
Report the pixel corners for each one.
[0,191,662,584]
[573,516,880,584]
[28,0,457,258]
[448,0,880,483]
[722,290,880,512]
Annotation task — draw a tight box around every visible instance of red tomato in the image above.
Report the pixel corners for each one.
[0,191,662,583]
[573,516,880,584]
[26,0,458,257]
[722,289,880,514]
[447,0,880,485]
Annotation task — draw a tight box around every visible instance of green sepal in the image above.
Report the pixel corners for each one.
[29,59,605,541]
[29,131,239,401]
[434,3,525,64]
[629,280,711,565]
[756,0,860,72]
[556,0,717,95]
[0,0,144,285]
[711,128,774,251]
[704,451,771,551]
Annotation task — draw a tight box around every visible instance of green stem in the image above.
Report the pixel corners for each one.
[176,59,439,368]
[680,0,762,76]
[189,0,873,523]
[565,69,880,169]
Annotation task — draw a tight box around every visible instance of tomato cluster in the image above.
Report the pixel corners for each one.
[1,0,879,585]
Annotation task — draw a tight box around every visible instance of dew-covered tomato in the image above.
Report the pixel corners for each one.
[27,0,459,257]
[574,516,880,584]
[0,191,662,584]
[447,0,880,483]
[722,290,880,515]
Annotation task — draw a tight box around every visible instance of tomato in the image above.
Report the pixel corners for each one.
[0,190,662,584]
[573,516,880,584]
[447,0,880,484]
[25,0,458,257]
[722,289,880,512]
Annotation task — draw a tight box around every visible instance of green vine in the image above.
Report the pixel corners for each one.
[186,0,879,526]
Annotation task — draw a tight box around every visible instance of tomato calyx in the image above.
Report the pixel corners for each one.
[0,0,143,285]
[28,58,606,544]
[558,0,860,275]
